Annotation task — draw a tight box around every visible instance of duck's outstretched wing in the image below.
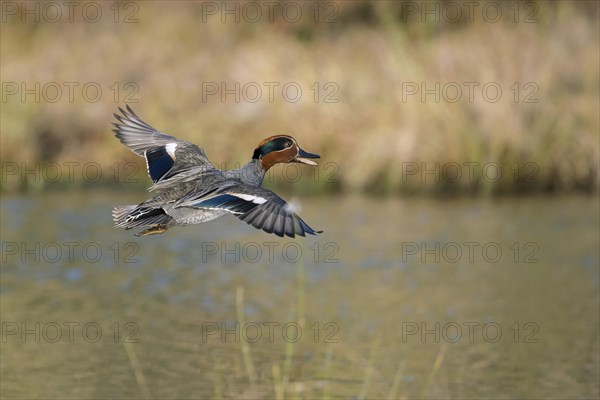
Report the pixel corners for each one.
[174,185,322,238]
[112,105,215,184]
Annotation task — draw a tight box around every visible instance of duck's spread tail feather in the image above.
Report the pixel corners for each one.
[113,205,173,230]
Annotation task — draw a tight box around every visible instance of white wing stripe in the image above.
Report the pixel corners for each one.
[231,193,267,204]
[165,143,177,159]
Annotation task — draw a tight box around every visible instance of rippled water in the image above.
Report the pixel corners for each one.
[1,190,598,399]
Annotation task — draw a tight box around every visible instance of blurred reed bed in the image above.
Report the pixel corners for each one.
[1,1,598,194]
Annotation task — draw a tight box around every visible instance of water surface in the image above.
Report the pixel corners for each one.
[1,190,598,399]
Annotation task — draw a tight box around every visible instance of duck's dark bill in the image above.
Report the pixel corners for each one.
[295,148,320,165]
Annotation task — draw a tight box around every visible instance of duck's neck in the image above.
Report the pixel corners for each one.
[226,159,266,187]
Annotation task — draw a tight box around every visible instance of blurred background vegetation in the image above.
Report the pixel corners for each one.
[1,0,598,194]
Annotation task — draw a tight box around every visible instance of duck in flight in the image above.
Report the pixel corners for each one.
[112,106,322,238]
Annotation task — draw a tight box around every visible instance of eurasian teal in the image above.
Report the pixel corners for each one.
[112,106,322,237]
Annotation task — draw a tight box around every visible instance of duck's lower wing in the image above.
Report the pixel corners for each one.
[173,185,322,238]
